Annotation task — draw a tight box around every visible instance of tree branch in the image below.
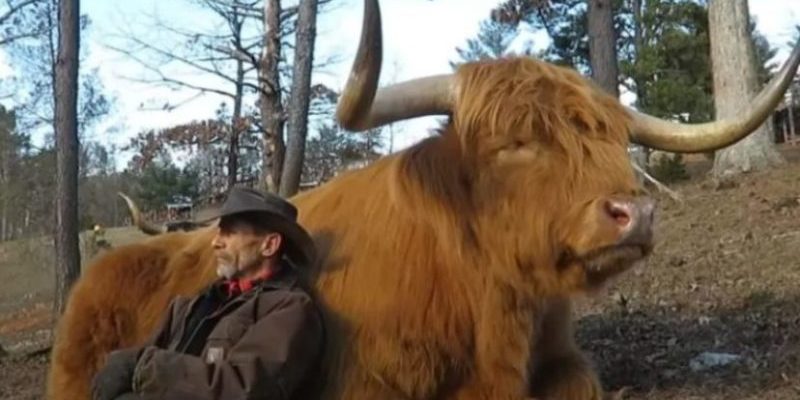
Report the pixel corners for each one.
[0,31,39,46]
[105,40,268,97]
[631,161,683,203]
[0,0,40,26]
[105,45,238,99]
[111,38,241,86]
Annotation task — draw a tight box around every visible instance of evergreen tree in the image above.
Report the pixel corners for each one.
[484,0,777,125]
[302,123,384,185]
[133,158,200,212]
[450,18,520,68]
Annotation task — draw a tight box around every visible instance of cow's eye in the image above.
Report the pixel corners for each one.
[503,139,527,151]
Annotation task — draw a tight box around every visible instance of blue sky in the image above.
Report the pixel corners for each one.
[3,0,800,168]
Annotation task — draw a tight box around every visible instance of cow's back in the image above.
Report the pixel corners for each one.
[292,149,481,399]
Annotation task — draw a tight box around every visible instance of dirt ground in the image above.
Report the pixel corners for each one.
[4,148,800,399]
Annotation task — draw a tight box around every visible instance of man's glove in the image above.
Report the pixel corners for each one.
[91,348,141,400]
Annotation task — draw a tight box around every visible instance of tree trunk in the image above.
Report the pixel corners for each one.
[279,0,318,197]
[1,193,6,242]
[226,6,246,191]
[587,0,619,97]
[629,0,651,171]
[587,0,649,182]
[53,0,81,318]
[227,57,244,190]
[709,0,784,178]
[260,0,285,193]
[788,87,796,140]
[0,152,7,242]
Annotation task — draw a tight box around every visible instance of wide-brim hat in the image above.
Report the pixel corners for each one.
[196,187,316,267]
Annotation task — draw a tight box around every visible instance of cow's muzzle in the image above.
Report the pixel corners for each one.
[604,195,655,250]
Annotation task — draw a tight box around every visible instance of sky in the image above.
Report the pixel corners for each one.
[3,0,800,169]
[75,0,515,167]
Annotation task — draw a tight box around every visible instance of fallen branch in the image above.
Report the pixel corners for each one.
[24,344,51,359]
[631,162,684,203]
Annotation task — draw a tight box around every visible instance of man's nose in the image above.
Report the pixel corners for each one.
[211,235,224,249]
[603,195,655,247]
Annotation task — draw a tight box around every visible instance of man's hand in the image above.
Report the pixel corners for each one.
[91,348,140,400]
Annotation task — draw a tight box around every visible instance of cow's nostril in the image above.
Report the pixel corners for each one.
[605,200,632,229]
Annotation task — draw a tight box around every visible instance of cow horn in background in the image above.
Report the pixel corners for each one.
[629,39,800,153]
[335,0,455,132]
[118,192,166,235]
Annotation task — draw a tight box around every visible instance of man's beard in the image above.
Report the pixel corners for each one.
[216,262,238,279]
[216,252,260,279]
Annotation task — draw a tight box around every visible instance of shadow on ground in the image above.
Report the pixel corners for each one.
[578,291,800,398]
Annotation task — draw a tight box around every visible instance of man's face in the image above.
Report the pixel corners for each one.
[211,215,283,279]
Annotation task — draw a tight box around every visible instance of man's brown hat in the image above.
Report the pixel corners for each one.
[198,187,316,267]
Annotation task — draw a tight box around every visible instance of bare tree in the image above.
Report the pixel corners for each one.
[261,0,284,193]
[279,0,318,196]
[709,0,784,178]
[53,0,80,317]
[260,0,338,193]
[0,0,48,48]
[105,0,338,194]
[226,3,247,190]
[106,0,259,191]
[0,107,18,242]
[587,0,651,182]
[587,0,619,97]
[628,0,650,170]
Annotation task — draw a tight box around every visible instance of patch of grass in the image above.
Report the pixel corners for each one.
[0,226,148,315]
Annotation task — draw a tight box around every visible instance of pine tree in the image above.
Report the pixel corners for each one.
[450,18,520,68]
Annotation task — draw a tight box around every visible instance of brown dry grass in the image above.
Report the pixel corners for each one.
[0,226,148,399]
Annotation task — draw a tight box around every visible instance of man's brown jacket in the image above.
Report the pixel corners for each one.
[120,267,324,399]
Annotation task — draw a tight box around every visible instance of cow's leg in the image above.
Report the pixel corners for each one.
[334,363,421,400]
[354,330,462,399]
[450,282,536,400]
[528,297,604,400]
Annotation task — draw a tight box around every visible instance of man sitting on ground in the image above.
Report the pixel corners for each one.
[91,187,324,400]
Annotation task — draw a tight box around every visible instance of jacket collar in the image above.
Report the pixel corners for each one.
[210,261,299,299]
[259,264,298,290]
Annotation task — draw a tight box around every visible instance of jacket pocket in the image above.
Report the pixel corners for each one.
[201,316,252,364]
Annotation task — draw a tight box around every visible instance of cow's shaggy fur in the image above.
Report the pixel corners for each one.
[48,57,643,400]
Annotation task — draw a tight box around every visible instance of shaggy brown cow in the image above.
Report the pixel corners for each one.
[47,1,800,399]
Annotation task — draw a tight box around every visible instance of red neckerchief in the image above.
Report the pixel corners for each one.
[223,266,278,298]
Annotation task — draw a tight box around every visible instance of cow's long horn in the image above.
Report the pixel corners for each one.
[118,192,166,235]
[335,0,454,132]
[629,39,800,153]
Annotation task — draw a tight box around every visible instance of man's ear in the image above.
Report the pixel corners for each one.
[261,233,283,257]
